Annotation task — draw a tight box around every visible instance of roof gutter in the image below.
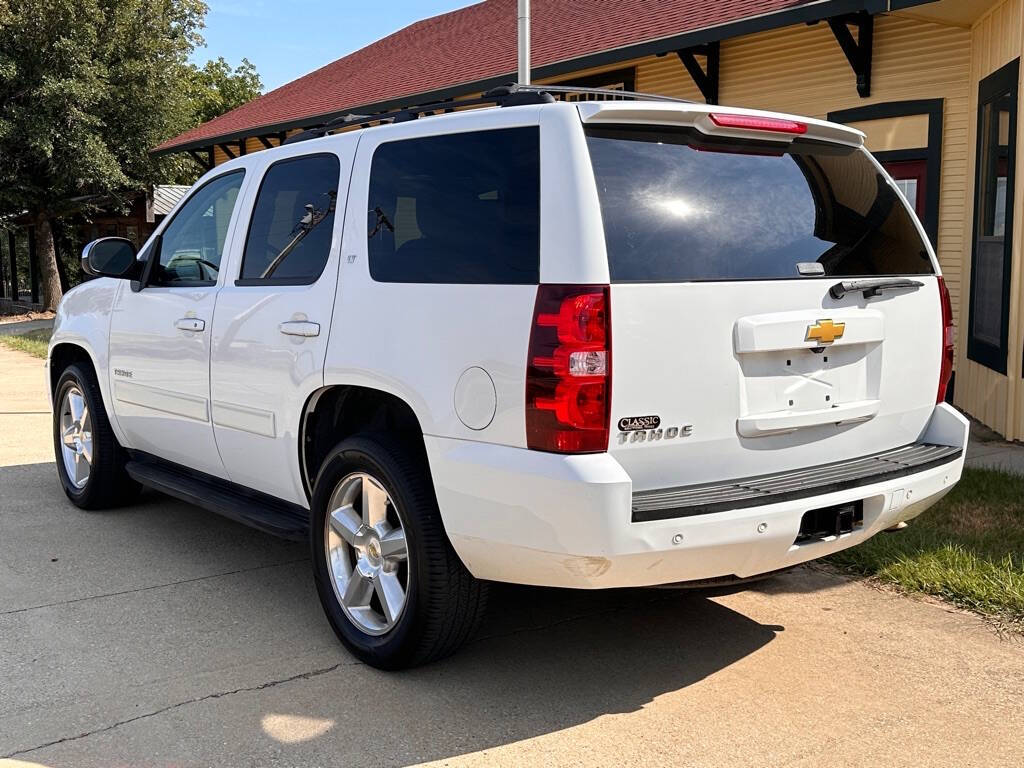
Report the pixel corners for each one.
[151,0,937,157]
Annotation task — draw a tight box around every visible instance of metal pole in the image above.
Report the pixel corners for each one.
[517,0,530,84]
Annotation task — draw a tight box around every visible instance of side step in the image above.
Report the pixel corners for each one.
[125,455,310,540]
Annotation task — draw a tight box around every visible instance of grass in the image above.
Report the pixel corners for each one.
[0,328,51,359]
[828,467,1024,627]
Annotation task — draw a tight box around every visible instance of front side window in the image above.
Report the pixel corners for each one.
[586,125,934,282]
[968,59,1018,374]
[155,171,245,285]
[239,153,340,284]
[367,127,540,284]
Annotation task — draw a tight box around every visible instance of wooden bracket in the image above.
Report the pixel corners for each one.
[827,12,874,98]
[675,42,720,104]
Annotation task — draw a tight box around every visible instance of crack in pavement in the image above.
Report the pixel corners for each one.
[2,592,676,758]
[0,558,309,616]
[1,660,362,760]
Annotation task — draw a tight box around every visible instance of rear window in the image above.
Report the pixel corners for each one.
[586,125,935,282]
[367,127,540,284]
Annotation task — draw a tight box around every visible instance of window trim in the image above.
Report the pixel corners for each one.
[966,58,1019,375]
[149,169,246,288]
[234,152,341,287]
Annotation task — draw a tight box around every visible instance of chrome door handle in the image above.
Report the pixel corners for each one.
[175,318,206,332]
[279,321,320,338]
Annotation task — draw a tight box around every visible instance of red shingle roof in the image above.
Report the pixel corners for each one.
[154,0,828,153]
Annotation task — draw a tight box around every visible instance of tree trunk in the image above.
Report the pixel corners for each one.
[34,216,63,310]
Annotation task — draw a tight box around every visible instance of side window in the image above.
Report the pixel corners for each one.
[367,127,540,284]
[155,171,245,286]
[238,153,340,284]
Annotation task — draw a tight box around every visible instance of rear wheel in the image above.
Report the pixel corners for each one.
[53,363,140,509]
[311,433,488,669]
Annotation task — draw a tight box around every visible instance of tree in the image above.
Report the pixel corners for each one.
[0,0,217,309]
[187,57,262,127]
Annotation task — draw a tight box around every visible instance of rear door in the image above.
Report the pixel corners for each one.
[209,144,353,505]
[584,118,943,492]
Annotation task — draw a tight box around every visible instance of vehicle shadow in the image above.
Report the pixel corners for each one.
[2,461,785,766]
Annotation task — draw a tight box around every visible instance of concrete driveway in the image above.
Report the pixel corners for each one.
[1,344,1022,767]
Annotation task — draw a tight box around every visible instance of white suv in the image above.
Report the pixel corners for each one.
[49,86,968,669]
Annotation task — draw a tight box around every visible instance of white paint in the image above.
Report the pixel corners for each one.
[454,367,497,430]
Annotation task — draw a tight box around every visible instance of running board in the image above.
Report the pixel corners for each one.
[125,455,310,540]
[632,442,962,523]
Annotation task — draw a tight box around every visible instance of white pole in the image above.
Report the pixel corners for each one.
[518,0,531,84]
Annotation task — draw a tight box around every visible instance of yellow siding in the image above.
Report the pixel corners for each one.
[955,0,1024,439]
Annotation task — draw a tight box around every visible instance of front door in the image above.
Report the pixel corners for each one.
[210,146,353,505]
[108,170,248,476]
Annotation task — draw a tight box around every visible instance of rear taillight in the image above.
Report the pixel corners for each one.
[709,113,808,135]
[937,276,954,403]
[526,285,611,453]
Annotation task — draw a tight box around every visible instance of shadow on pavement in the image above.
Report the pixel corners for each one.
[2,460,786,766]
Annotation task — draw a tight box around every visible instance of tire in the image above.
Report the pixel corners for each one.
[53,363,140,509]
[310,433,488,669]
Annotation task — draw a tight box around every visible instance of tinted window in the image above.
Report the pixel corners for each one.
[240,154,340,283]
[367,127,540,284]
[586,126,935,282]
[156,171,244,285]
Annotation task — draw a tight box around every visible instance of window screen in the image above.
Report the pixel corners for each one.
[155,171,244,285]
[367,127,540,284]
[586,125,934,282]
[239,153,340,283]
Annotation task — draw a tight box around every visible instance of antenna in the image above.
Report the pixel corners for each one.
[518,0,531,85]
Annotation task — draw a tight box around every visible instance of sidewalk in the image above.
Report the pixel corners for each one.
[965,419,1024,474]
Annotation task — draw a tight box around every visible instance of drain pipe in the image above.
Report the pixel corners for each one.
[518,0,531,84]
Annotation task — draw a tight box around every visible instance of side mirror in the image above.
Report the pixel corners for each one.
[81,238,143,280]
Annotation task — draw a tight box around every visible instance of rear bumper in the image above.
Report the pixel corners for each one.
[426,403,969,589]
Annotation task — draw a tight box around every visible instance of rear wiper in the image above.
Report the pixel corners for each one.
[829,277,924,300]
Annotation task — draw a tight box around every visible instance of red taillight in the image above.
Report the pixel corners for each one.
[526,285,611,453]
[709,113,808,135]
[937,276,954,403]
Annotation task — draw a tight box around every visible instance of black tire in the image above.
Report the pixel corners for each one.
[53,363,141,509]
[310,433,488,669]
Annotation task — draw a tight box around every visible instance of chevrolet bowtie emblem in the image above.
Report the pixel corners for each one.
[806,319,846,344]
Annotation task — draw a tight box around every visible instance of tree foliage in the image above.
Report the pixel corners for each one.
[187,57,262,127]
[0,0,263,307]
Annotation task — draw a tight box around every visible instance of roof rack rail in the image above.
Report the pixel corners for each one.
[283,83,690,145]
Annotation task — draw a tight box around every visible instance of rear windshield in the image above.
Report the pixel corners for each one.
[586,125,935,282]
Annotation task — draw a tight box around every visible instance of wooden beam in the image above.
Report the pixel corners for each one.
[238,139,246,156]
[827,12,873,98]
[675,42,720,104]
[257,135,276,150]
[217,143,237,160]
[188,149,212,171]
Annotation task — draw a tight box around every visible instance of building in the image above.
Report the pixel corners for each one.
[1,186,190,305]
[154,0,1024,440]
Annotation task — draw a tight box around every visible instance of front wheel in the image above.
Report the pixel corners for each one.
[52,363,140,509]
[310,434,488,669]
